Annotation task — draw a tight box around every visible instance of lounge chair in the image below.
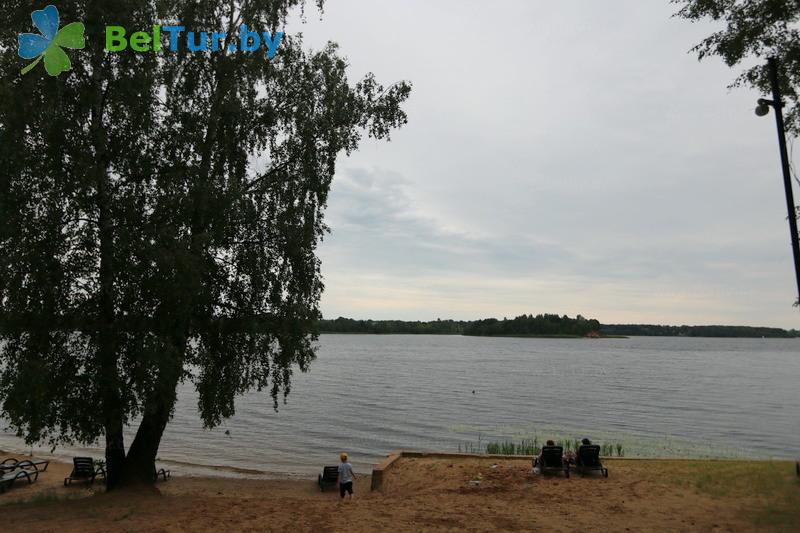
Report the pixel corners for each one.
[0,457,50,472]
[318,466,339,491]
[573,445,608,477]
[533,446,569,477]
[64,457,105,486]
[154,466,170,481]
[0,468,39,493]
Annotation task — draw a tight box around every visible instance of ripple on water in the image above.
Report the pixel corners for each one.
[1,335,798,473]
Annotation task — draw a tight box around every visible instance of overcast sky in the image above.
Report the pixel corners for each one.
[285,1,800,329]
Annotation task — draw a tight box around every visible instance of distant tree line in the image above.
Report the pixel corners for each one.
[599,324,799,338]
[462,314,600,337]
[318,314,601,337]
[318,315,799,338]
[317,317,468,334]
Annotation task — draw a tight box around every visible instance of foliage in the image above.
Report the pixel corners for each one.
[462,314,601,337]
[318,316,798,337]
[318,317,469,334]
[673,0,800,134]
[0,0,410,487]
[600,323,798,337]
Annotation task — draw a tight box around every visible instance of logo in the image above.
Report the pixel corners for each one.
[104,25,283,58]
[16,5,283,78]
[18,5,85,77]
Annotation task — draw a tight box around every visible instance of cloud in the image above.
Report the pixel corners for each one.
[319,166,797,327]
[320,167,578,277]
[288,1,800,328]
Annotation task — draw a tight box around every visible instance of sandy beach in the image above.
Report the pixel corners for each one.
[1,452,798,532]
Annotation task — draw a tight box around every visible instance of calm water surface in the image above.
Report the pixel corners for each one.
[1,335,798,475]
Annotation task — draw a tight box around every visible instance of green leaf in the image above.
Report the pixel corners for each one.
[43,45,71,77]
[54,22,85,50]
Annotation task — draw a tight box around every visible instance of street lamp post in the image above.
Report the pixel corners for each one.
[755,57,800,306]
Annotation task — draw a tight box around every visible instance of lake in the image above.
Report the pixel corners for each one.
[1,335,798,476]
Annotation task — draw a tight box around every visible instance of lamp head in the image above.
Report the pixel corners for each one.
[755,99,771,117]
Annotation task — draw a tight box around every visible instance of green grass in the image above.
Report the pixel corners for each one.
[658,460,800,531]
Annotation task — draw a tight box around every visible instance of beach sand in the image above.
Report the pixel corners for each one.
[1,453,797,531]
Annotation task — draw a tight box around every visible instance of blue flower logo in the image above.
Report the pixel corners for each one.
[18,5,85,76]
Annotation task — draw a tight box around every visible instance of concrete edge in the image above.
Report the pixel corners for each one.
[369,450,403,492]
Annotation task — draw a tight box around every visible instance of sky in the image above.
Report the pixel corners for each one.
[284,1,800,329]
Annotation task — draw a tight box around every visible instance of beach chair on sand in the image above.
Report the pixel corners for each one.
[534,446,569,478]
[0,468,39,493]
[1,457,50,472]
[64,457,106,486]
[318,466,339,491]
[573,445,608,477]
[154,466,171,482]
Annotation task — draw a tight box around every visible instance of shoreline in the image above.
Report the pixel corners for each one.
[0,446,321,480]
[1,452,797,532]
[3,438,795,482]
[3,446,795,483]
[0,448,318,481]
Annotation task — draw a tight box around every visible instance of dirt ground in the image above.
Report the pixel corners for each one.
[1,453,797,532]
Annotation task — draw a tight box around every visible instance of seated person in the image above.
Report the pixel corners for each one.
[533,440,557,470]
[565,438,592,464]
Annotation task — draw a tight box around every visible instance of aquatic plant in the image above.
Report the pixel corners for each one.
[477,432,629,459]
[459,442,481,454]
[484,439,540,456]
[517,439,538,455]
[486,441,515,455]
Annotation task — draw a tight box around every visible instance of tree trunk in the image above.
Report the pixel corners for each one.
[97,176,125,488]
[117,335,185,487]
[87,5,126,488]
[103,420,126,490]
[122,395,176,486]
[103,14,231,489]
[97,141,125,488]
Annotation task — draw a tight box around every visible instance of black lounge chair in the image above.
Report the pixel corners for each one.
[0,457,50,472]
[64,457,105,486]
[0,467,39,493]
[533,446,569,478]
[318,466,338,491]
[573,445,608,477]
[154,466,170,481]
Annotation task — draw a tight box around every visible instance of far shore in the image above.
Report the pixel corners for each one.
[316,331,800,339]
[1,452,797,532]
[319,332,629,339]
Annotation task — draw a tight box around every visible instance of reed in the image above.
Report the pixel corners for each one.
[459,442,481,454]
[477,437,626,457]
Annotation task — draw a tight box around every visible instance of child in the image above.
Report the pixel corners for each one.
[338,452,354,501]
